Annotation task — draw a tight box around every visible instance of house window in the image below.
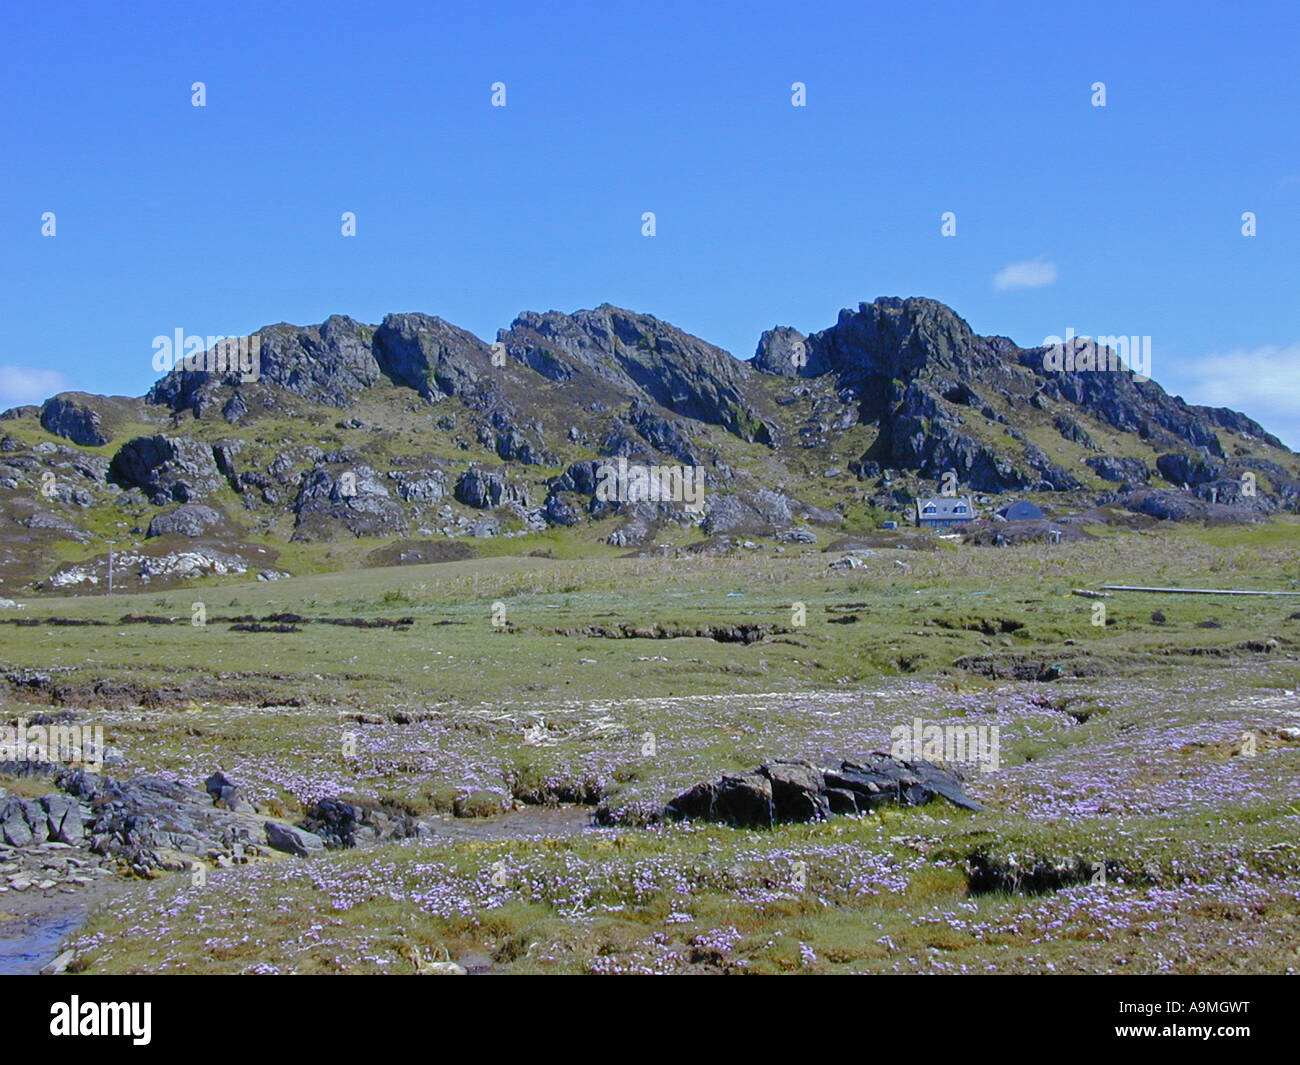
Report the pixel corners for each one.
[954,505,967,513]
[923,505,936,514]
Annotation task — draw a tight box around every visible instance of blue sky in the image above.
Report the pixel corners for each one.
[2,0,1297,444]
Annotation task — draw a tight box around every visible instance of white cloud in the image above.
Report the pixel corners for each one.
[1181,344,1300,450]
[0,365,68,409]
[993,258,1058,292]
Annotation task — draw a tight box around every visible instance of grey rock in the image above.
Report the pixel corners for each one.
[393,470,445,504]
[667,753,983,826]
[761,761,830,822]
[108,435,223,504]
[1,798,42,846]
[1157,452,1226,487]
[40,394,111,446]
[40,794,85,845]
[1086,455,1150,485]
[264,821,326,857]
[498,304,774,444]
[373,313,495,401]
[454,467,528,509]
[147,504,222,538]
[298,798,419,849]
[293,465,406,540]
[150,317,381,412]
[666,772,774,828]
[752,326,826,377]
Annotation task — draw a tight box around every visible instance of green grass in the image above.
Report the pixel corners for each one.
[5,520,1300,975]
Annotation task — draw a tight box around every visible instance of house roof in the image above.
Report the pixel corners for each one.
[915,496,974,520]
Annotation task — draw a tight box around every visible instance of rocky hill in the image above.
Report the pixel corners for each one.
[2,297,1295,594]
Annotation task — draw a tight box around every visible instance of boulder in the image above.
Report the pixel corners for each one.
[760,761,829,822]
[1085,455,1150,485]
[204,771,255,814]
[300,797,419,848]
[393,470,446,504]
[40,793,85,845]
[666,753,983,827]
[666,772,774,828]
[1,797,43,846]
[264,821,326,857]
[147,504,222,538]
[1156,452,1226,487]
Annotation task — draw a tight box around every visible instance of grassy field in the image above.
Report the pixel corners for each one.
[4,521,1299,973]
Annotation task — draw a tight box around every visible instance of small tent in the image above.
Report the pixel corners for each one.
[997,500,1045,521]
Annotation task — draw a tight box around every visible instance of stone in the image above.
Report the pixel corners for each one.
[293,464,406,540]
[108,435,223,504]
[1,798,42,847]
[454,467,528,509]
[760,761,829,823]
[41,794,85,845]
[204,771,255,813]
[264,822,326,857]
[39,394,112,446]
[40,950,76,975]
[668,772,775,828]
[147,504,222,538]
[667,753,983,826]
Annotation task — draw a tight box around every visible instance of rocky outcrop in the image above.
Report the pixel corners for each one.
[39,394,111,446]
[3,294,1293,576]
[701,489,839,536]
[454,466,528,509]
[1110,489,1264,523]
[146,504,222,538]
[300,798,421,848]
[373,313,496,402]
[665,755,984,827]
[753,326,825,377]
[149,317,381,412]
[292,465,406,540]
[1,794,86,847]
[264,821,326,857]
[0,765,441,888]
[1054,413,1098,450]
[498,305,774,444]
[391,469,446,504]
[108,435,223,504]
[1086,455,1150,485]
[204,771,255,813]
[1156,452,1226,487]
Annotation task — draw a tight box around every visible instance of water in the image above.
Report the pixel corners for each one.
[0,910,85,975]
